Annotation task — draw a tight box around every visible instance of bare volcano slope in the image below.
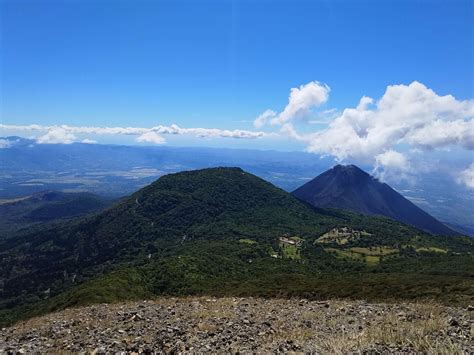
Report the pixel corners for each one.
[292,165,459,236]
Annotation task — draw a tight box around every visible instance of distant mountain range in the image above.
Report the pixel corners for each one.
[1,167,472,326]
[292,165,459,236]
[1,136,472,235]
[0,191,113,235]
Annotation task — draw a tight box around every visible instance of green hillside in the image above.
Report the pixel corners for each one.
[0,168,473,326]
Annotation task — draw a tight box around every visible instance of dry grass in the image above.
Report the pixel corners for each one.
[319,301,464,354]
[191,308,236,319]
[196,320,218,333]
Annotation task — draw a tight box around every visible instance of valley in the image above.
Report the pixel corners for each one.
[0,191,113,236]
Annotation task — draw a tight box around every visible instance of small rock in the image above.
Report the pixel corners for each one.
[131,314,144,321]
[449,318,459,327]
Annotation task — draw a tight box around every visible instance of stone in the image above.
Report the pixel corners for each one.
[449,318,459,327]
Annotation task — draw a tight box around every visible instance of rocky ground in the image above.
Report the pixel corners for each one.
[1,297,473,354]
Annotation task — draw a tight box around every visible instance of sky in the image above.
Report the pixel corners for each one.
[0,0,473,187]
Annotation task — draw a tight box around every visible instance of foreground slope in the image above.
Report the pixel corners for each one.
[1,297,472,353]
[292,165,458,236]
[0,167,472,326]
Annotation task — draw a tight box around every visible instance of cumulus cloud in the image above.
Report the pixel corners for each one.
[0,123,272,144]
[457,163,474,189]
[136,132,166,145]
[251,80,472,184]
[37,128,76,144]
[303,81,473,161]
[254,81,330,127]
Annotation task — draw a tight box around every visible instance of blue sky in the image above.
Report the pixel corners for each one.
[1,0,473,183]
[2,0,472,127]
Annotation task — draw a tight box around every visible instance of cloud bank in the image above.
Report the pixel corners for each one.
[0,124,272,145]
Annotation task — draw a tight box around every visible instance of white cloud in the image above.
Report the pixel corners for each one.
[81,138,97,144]
[280,123,304,141]
[457,163,474,189]
[303,81,473,161]
[373,150,413,182]
[356,96,374,111]
[158,124,271,139]
[308,108,339,124]
[405,119,474,150]
[0,139,11,149]
[37,128,76,144]
[274,81,330,125]
[0,123,272,142]
[253,109,277,128]
[375,150,409,170]
[136,132,166,145]
[254,81,330,127]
